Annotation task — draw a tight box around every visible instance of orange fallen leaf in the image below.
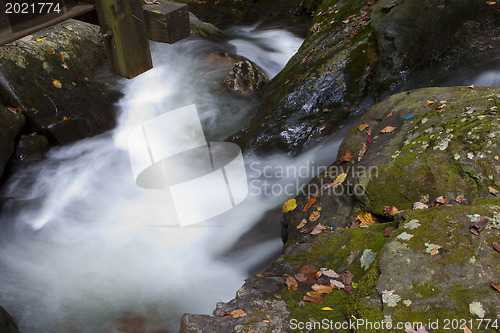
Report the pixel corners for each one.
[303,198,317,212]
[467,84,475,89]
[219,311,231,317]
[358,123,369,131]
[385,111,394,118]
[455,194,466,203]
[380,126,396,133]
[383,206,399,216]
[256,274,263,277]
[286,276,298,291]
[283,199,297,213]
[425,100,434,107]
[309,211,321,222]
[486,1,496,5]
[463,325,472,333]
[489,186,499,196]
[339,151,355,162]
[358,143,367,161]
[231,309,247,318]
[492,283,500,293]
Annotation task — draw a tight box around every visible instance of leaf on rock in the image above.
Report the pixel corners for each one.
[320,268,339,279]
[489,186,499,196]
[455,194,466,203]
[295,265,317,284]
[231,309,247,318]
[380,126,396,133]
[303,294,323,304]
[385,112,394,118]
[358,123,369,131]
[219,311,231,317]
[339,151,355,162]
[52,79,62,88]
[383,206,399,216]
[357,212,376,226]
[425,100,434,107]
[492,241,500,253]
[491,283,500,293]
[412,202,429,209]
[303,198,317,212]
[430,248,439,256]
[311,223,328,235]
[61,62,68,70]
[297,219,308,229]
[463,325,473,333]
[333,173,347,186]
[312,284,333,294]
[309,211,321,222]
[431,196,449,207]
[470,216,489,235]
[286,276,298,291]
[330,280,346,289]
[282,199,297,213]
[358,143,367,161]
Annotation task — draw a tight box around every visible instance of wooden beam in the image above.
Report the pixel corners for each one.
[94,0,153,78]
[143,1,190,43]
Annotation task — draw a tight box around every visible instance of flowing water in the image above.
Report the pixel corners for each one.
[0,26,344,333]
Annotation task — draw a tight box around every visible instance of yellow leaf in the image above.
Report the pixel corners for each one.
[357,212,376,226]
[282,199,297,213]
[321,307,334,311]
[425,100,434,107]
[358,123,369,131]
[72,82,77,86]
[52,79,62,88]
[297,219,308,229]
[380,126,396,133]
[495,155,499,161]
[333,172,347,187]
[62,116,68,121]
[35,38,42,42]
[486,1,496,5]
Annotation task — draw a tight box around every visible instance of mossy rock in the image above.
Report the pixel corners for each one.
[0,107,25,178]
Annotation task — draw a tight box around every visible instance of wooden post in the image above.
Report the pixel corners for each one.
[94,0,153,78]
[143,1,190,43]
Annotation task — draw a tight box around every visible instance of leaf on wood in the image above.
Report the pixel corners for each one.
[486,1,497,4]
[295,265,317,284]
[312,284,333,294]
[384,226,396,237]
[412,202,429,209]
[489,186,499,196]
[303,198,317,212]
[282,198,297,213]
[320,268,339,279]
[431,196,449,207]
[358,143,367,161]
[357,212,376,226]
[52,79,62,89]
[311,223,328,235]
[470,216,489,235]
[231,309,247,318]
[309,211,321,222]
[303,294,323,304]
[492,241,500,253]
[297,219,308,229]
[455,194,466,203]
[339,151,355,162]
[491,283,500,293]
[256,274,263,277]
[425,100,434,107]
[380,126,396,133]
[286,276,298,291]
[383,206,399,216]
[358,123,369,131]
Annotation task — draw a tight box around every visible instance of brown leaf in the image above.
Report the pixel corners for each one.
[303,198,317,212]
[431,196,449,207]
[491,283,500,293]
[61,62,68,70]
[463,325,473,333]
[295,265,317,284]
[430,248,439,256]
[413,202,429,209]
[338,271,354,286]
[303,294,323,304]
[357,212,376,226]
[385,111,394,118]
[358,143,367,161]
[231,309,247,318]
[455,194,466,203]
[311,223,328,235]
[309,211,321,222]
[383,206,399,216]
[339,151,355,162]
[492,241,500,252]
[384,226,396,237]
[467,84,475,89]
[470,216,489,235]
[489,186,499,196]
[286,276,298,291]
[425,100,434,107]
[7,107,21,114]
[219,311,231,317]
[311,284,333,294]
[297,219,308,229]
[380,126,396,133]
[358,123,369,131]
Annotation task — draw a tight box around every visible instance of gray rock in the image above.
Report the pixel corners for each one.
[0,107,25,177]
[0,306,20,333]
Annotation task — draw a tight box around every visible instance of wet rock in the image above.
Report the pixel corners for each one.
[0,19,122,146]
[235,0,500,155]
[223,59,268,94]
[0,306,20,333]
[14,135,49,160]
[189,12,226,40]
[0,107,25,177]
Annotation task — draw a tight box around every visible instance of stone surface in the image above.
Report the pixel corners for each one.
[0,306,19,333]
[0,107,25,178]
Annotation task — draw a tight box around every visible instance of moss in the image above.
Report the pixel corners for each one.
[411,281,440,298]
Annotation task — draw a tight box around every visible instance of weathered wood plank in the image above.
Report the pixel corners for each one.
[94,0,153,78]
[143,1,190,43]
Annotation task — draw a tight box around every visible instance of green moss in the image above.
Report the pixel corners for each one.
[411,281,440,298]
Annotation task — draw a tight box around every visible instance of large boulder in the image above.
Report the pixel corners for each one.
[234,0,500,155]
[0,306,19,333]
[0,107,25,178]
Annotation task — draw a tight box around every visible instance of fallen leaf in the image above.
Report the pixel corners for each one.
[430,248,439,256]
[492,241,500,252]
[495,155,499,161]
[309,211,321,222]
[71,82,77,86]
[61,62,68,70]
[366,127,372,136]
[7,107,21,114]
[455,194,466,203]
[256,274,263,277]
[486,1,497,4]
[357,212,376,226]
[489,186,499,196]
[297,219,308,229]
[62,116,69,121]
[330,280,345,289]
[467,84,475,89]
[425,100,434,107]
[384,226,396,237]
[298,301,305,306]
[311,223,328,235]
[303,198,317,212]
[413,202,429,209]
[358,143,367,161]
[492,283,500,293]
[231,309,247,318]
[275,294,282,299]
[431,196,449,207]
[339,151,355,162]
[321,307,333,311]
[83,76,89,81]
[464,325,473,333]
[380,126,396,133]
[358,123,369,131]
[219,311,231,317]
[470,216,489,235]
[295,265,317,284]
[320,268,339,279]
[384,206,399,216]
[52,79,62,88]
[312,284,333,294]
[338,271,354,286]
[303,294,323,304]
[282,199,297,213]
[385,112,394,118]
[286,276,298,291]
[333,173,347,187]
